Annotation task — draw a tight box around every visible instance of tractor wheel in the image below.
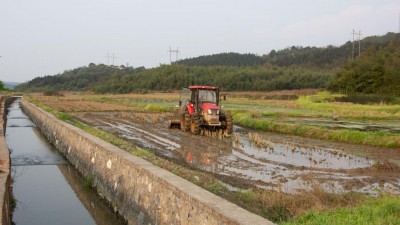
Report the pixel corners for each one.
[190,117,201,135]
[181,114,190,132]
[225,112,233,134]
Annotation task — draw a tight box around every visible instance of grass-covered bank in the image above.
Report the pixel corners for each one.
[282,194,400,225]
[232,110,400,148]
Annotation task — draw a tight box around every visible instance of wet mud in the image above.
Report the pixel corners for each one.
[73,111,400,195]
[6,99,127,225]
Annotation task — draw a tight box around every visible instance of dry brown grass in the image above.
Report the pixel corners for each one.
[252,185,364,222]
[27,93,138,112]
[248,132,274,149]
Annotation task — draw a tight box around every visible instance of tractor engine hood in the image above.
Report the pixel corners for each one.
[202,102,219,111]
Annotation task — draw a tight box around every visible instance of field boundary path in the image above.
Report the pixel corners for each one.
[20,99,274,225]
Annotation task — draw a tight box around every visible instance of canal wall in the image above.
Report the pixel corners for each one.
[20,99,274,225]
[0,96,15,225]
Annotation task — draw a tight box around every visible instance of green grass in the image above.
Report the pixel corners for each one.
[57,113,74,121]
[82,176,94,189]
[70,120,155,158]
[232,110,400,148]
[236,189,257,203]
[296,94,400,117]
[281,195,400,225]
[11,196,17,210]
[227,91,400,121]
[206,181,226,195]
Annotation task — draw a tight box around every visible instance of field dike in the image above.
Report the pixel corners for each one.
[0,96,16,225]
[20,99,273,225]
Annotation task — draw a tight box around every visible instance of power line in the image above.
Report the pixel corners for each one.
[351,29,356,60]
[356,30,362,57]
[105,53,118,65]
[168,46,180,64]
[105,53,111,65]
[351,29,362,59]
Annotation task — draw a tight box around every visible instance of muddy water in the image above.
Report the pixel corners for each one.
[77,112,400,195]
[6,99,127,225]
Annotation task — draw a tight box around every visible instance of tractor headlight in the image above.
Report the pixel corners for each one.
[207,109,212,115]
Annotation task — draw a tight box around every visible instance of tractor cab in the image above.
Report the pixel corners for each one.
[186,86,220,115]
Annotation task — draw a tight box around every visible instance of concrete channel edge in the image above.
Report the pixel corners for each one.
[20,99,274,225]
[0,96,16,225]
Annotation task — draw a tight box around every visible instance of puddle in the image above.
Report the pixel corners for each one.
[6,99,129,225]
[97,120,180,159]
[235,135,374,170]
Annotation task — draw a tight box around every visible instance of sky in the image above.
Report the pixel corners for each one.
[0,0,399,82]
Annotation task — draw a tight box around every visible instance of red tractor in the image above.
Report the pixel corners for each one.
[170,86,233,135]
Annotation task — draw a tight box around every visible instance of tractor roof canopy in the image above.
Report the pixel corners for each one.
[188,85,219,90]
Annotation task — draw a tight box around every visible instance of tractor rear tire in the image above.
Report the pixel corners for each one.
[190,117,201,135]
[181,114,190,132]
[225,112,233,134]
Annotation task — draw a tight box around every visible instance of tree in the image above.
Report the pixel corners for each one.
[0,81,4,90]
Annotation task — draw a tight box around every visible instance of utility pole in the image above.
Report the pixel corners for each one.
[175,47,180,61]
[112,53,115,66]
[356,30,362,57]
[105,53,111,65]
[105,53,118,66]
[168,46,173,64]
[351,29,356,60]
[167,46,180,64]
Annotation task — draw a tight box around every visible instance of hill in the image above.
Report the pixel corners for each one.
[15,63,144,92]
[174,32,399,69]
[262,32,400,68]
[175,52,263,67]
[93,65,333,93]
[329,34,400,95]
[1,81,20,90]
[15,32,400,94]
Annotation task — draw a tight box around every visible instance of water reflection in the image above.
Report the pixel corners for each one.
[7,99,127,225]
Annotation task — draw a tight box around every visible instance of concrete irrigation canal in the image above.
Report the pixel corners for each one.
[0,97,272,225]
[6,98,127,225]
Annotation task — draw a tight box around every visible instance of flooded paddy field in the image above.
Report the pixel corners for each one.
[72,111,400,195]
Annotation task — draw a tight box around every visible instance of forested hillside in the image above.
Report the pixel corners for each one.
[15,63,144,92]
[263,32,400,68]
[176,32,399,68]
[329,35,400,95]
[93,65,332,93]
[175,53,263,67]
